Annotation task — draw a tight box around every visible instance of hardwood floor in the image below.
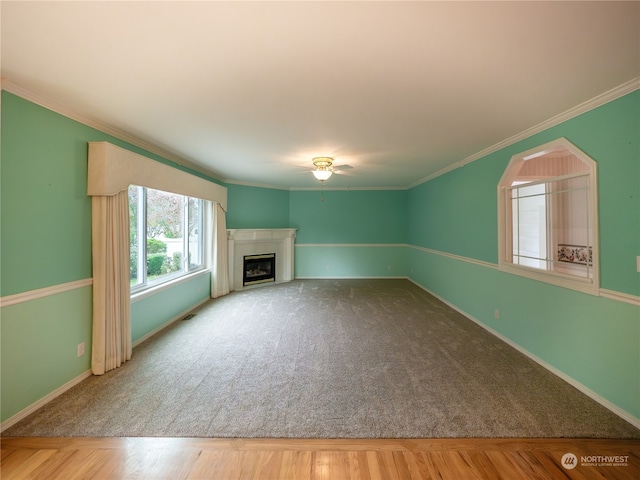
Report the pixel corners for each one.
[2,437,639,479]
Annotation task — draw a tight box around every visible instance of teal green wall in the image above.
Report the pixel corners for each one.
[406,91,640,422]
[226,184,290,229]
[585,92,640,295]
[408,91,640,296]
[0,92,215,423]
[131,273,211,343]
[1,92,223,297]
[295,245,407,278]
[289,190,407,244]
[408,248,640,419]
[408,158,502,263]
[1,93,93,296]
[2,88,638,427]
[290,190,408,278]
[1,286,93,421]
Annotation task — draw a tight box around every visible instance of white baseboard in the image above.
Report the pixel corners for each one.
[294,275,409,280]
[2,297,212,433]
[132,297,211,348]
[408,279,640,431]
[4,285,636,434]
[1,370,92,433]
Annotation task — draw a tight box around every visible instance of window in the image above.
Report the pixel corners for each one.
[498,138,598,293]
[129,186,205,292]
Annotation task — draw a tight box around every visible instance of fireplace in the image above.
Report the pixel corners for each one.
[227,228,296,291]
[243,253,276,286]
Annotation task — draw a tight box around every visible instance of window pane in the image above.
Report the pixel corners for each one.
[188,198,203,269]
[510,175,591,277]
[512,183,547,269]
[550,175,592,278]
[146,189,184,283]
[128,187,205,293]
[128,185,142,287]
[499,139,597,291]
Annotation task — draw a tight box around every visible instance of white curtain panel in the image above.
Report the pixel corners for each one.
[91,190,132,375]
[211,202,230,299]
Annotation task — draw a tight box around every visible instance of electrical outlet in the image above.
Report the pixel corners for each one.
[637,256,640,273]
[494,309,500,320]
[387,265,392,270]
[77,342,85,357]
[327,265,331,270]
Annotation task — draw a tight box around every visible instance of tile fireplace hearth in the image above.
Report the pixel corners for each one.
[227,229,296,291]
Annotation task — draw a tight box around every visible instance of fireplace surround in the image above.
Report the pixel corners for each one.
[227,229,296,291]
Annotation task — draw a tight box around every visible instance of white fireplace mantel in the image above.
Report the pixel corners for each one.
[227,228,297,291]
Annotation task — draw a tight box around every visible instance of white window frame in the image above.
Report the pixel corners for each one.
[497,138,599,294]
[130,186,206,294]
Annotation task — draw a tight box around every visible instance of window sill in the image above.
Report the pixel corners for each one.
[498,262,598,296]
[130,269,210,304]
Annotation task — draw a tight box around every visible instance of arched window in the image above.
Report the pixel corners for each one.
[498,138,599,293]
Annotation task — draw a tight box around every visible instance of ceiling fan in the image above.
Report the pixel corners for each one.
[310,156,353,182]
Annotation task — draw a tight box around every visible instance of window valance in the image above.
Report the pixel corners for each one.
[87,141,227,210]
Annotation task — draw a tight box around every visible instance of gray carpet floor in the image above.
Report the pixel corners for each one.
[5,279,639,438]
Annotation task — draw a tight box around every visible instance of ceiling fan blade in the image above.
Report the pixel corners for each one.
[333,167,356,176]
[288,164,313,174]
[333,164,354,171]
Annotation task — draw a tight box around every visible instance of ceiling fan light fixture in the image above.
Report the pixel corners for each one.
[312,156,334,181]
[312,169,333,181]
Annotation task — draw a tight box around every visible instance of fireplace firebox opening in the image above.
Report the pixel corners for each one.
[243,253,276,286]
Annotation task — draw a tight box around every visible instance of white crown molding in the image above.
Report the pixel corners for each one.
[407,163,461,189]
[0,79,224,183]
[0,278,93,308]
[288,186,408,191]
[408,77,640,189]
[3,77,638,192]
[223,178,407,191]
[223,179,292,190]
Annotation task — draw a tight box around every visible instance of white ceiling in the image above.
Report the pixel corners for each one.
[2,1,639,189]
